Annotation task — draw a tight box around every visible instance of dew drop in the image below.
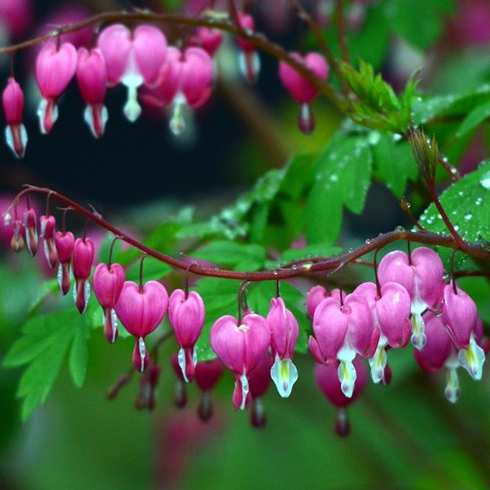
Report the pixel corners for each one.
[479,170,490,189]
[464,212,473,221]
[329,174,338,182]
[395,225,405,233]
[365,238,372,244]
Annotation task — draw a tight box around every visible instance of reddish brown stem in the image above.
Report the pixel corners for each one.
[0,10,346,111]
[6,186,490,283]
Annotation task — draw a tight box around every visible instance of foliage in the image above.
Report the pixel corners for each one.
[2,0,490,488]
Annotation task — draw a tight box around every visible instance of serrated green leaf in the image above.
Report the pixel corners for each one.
[4,310,91,420]
[305,134,372,244]
[457,100,490,137]
[412,87,490,126]
[69,319,89,388]
[372,134,418,198]
[418,161,490,268]
[3,313,68,368]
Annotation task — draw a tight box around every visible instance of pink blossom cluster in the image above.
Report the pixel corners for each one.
[2,23,219,158]
[308,247,489,407]
[2,14,331,157]
[4,198,487,433]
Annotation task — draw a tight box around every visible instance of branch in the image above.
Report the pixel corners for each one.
[7,186,490,283]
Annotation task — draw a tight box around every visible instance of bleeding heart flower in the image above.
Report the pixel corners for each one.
[210,312,270,410]
[114,280,169,372]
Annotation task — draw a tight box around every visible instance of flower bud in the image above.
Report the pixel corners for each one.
[72,237,95,314]
[93,262,125,343]
[54,231,75,295]
[169,289,205,382]
[35,40,78,134]
[2,77,28,158]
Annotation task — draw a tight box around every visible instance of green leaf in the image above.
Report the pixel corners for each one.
[192,241,266,271]
[3,310,90,420]
[194,277,241,361]
[418,161,490,268]
[372,134,419,198]
[305,133,372,244]
[69,320,89,388]
[412,87,490,126]
[339,60,413,132]
[457,100,490,137]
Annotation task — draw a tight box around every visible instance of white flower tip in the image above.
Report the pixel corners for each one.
[271,358,298,398]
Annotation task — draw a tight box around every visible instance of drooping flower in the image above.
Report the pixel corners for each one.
[97,24,167,122]
[210,312,271,410]
[54,230,75,295]
[35,40,78,134]
[189,27,223,57]
[278,52,329,134]
[378,247,445,349]
[441,281,485,382]
[92,262,126,343]
[310,292,378,397]
[39,214,57,268]
[168,289,205,382]
[72,237,95,314]
[114,280,169,372]
[141,46,214,136]
[353,281,411,383]
[236,13,260,84]
[2,77,28,158]
[77,47,108,138]
[23,208,38,256]
[266,296,299,397]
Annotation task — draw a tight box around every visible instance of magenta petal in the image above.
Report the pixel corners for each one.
[278,52,329,104]
[378,250,414,298]
[72,237,94,280]
[442,283,477,349]
[180,47,214,109]
[114,280,168,338]
[97,24,132,86]
[93,262,126,309]
[168,289,205,348]
[133,25,167,86]
[313,297,348,360]
[412,247,445,309]
[414,311,453,372]
[376,282,412,348]
[344,295,376,357]
[266,296,299,360]
[3,77,24,124]
[36,40,77,98]
[77,47,107,105]
[210,313,270,376]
